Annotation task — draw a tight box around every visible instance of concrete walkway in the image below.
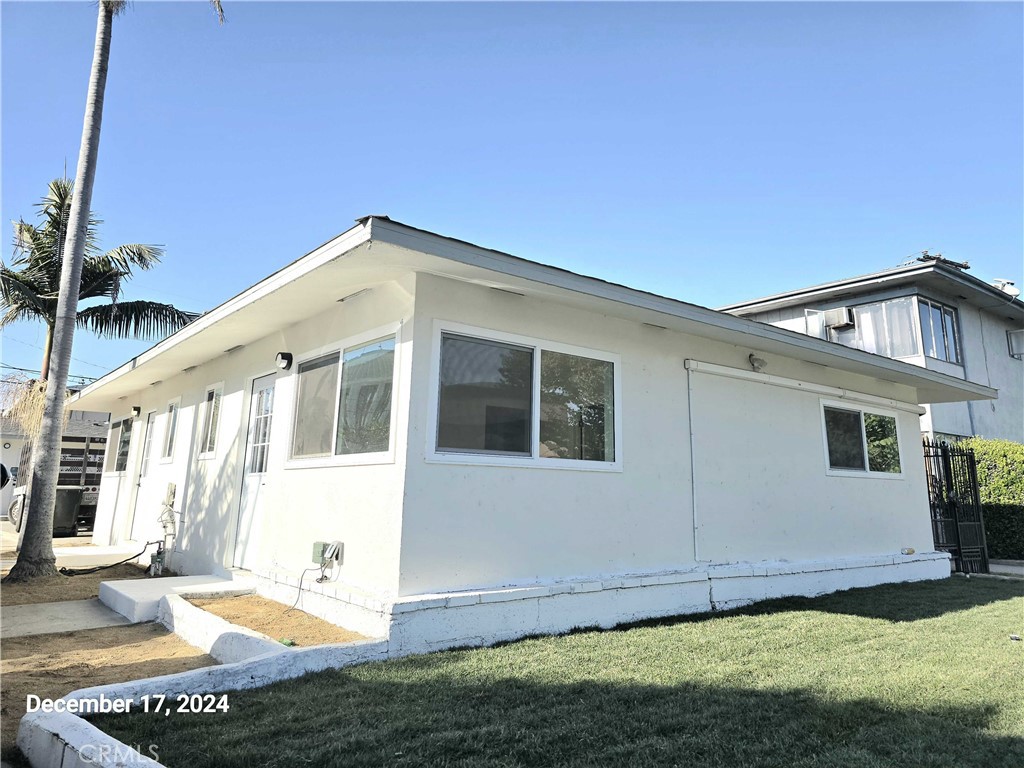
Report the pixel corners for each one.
[1,598,131,639]
[989,560,1024,578]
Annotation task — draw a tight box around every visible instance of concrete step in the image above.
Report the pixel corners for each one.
[99,573,257,623]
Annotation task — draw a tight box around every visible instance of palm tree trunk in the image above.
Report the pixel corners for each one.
[40,323,54,381]
[4,3,117,581]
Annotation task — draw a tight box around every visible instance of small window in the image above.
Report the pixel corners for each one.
[105,418,133,472]
[437,334,533,455]
[290,334,398,460]
[1008,329,1024,360]
[198,387,223,455]
[918,298,960,364]
[823,405,901,475]
[162,401,179,460]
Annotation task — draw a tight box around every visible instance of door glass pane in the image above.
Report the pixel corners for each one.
[292,353,339,458]
[823,407,865,470]
[105,422,122,472]
[437,334,533,455]
[540,351,615,461]
[337,337,395,455]
[865,413,901,473]
[114,418,133,472]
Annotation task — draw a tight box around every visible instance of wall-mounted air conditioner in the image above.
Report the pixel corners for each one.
[822,307,855,329]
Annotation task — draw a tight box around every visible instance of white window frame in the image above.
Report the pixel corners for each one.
[284,322,402,469]
[1007,328,1024,360]
[197,383,224,459]
[161,397,181,463]
[819,399,905,480]
[426,320,623,472]
[917,297,962,365]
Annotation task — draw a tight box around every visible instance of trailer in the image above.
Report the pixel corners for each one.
[8,434,107,537]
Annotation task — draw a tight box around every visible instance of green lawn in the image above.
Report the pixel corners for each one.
[94,577,1023,768]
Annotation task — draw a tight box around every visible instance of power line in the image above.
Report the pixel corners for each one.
[1,335,112,371]
[0,363,98,382]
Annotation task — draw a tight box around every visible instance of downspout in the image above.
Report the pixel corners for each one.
[685,361,701,563]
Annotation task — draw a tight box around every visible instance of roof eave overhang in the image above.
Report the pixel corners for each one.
[69,217,997,411]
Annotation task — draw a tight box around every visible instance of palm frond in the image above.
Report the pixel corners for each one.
[210,1,226,24]
[77,264,124,302]
[0,265,55,321]
[76,300,197,340]
[99,243,165,272]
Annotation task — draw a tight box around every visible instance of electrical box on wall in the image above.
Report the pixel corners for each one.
[312,540,344,565]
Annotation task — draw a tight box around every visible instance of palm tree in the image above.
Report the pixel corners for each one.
[3,1,223,582]
[1,178,196,379]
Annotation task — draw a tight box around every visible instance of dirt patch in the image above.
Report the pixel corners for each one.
[0,562,149,606]
[189,595,367,647]
[0,622,216,758]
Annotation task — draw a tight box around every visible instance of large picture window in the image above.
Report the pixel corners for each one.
[434,329,618,465]
[823,404,901,475]
[291,334,397,460]
[826,297,919,358]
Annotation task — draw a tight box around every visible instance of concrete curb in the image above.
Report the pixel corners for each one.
[157,594,286,664]
[17,639,391,767]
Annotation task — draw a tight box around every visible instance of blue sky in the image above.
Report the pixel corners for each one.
[2,1,1021,384]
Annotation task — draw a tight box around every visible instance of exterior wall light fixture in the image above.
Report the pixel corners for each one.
[275,352,294,371]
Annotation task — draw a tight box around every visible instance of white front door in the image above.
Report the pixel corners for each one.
[128,411,157,542]
[233,374,276,569]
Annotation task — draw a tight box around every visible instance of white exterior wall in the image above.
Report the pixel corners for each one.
[688,370,934,562]
[398,273,932,599]
[92,279,414,597]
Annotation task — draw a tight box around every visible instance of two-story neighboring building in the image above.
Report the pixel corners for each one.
[720,256,1023,443]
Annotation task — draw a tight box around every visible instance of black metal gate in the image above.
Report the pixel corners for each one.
[923,439,988,574]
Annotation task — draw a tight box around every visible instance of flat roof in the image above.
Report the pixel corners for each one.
[720,260,1024,323]
[69,217,997,410]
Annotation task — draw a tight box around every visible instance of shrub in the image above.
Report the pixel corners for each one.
[983,504,1024,560]
[961,437,1024,505]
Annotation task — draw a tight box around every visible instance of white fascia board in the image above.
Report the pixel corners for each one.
[366,219,996,405]
[69,222,373,408]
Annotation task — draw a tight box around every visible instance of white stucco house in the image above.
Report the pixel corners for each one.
[70,218,995,652]
[720,255,1024,443]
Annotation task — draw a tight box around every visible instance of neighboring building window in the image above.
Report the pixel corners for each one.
[918,298,960,364]
[1008,328,1024,360]
[105,417,133,473]
[162,401,179,459]
[828,297,919,358]
[291,334,397,459]
[823,405,901,475]
[435,330,618,464]
[198,387,222,455]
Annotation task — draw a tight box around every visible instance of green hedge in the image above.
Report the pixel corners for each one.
[983,504,1024,561]
[961,437,1024,505]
